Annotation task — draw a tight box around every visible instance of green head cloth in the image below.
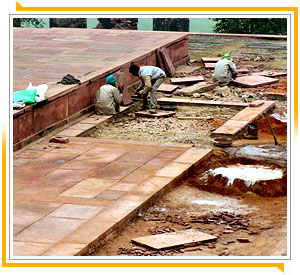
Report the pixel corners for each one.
[222,53,232,60]
[106,75,116,85]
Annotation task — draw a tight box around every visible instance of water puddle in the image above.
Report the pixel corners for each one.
[208,164,283,187]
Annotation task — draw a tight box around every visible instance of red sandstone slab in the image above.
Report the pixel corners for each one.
[174,148,213,164]
[14,241,54,256]
[230,108,263,122]
[56,129,84,137]
[201,57,220,63]
[135,111,175,118]
[42,242,86,256]
[204,63,216,69]
[212,120,249,136]
[232,75,279,87]
[170,76,204,84]
[157,84,179,93]
[159,47,175,77]
[155,162,191,178]
[48,204,104,219]
[132,229,217,250]
[254,71,287,77]
[60,178,118,198]
[14,216,86,244]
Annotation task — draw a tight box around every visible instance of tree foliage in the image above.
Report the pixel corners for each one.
[211,18,287,35]
[13,18,44,28]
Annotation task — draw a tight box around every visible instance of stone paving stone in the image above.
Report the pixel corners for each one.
[155,162,191,178]
[157,83,179,93]
[95,190,127,201]
[92,161,142,180]
[156,149,187,159]
[13,241,54,256]
[13,137,213,256]
[107,181,139,192]
[56,129,84,137]
[58,158,108,171]
[232,75,279,87]
[80,115,112,125]
[60,178,118,198]
[204,63,216,69]
[254,71,287,77]
[174,82,217,96]
[14,216,87,244]
[13,200,61,234]
[17,169,97,196]
[116,150,161,164]
[133,176,174,195]
[42,242,85,256]
[201,57,220,63]
[170,76,204,84]
[48,204,104,219]
[67,123,96,131]
[58,218,117,246]
[174,148,213,164]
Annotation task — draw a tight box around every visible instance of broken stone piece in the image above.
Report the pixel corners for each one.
[49,136,69,144]
[237,238,251,243]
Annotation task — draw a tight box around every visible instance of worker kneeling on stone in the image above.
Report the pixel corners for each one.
[129,64,166,114]
[95,75,122,115]
[212,53,238,86]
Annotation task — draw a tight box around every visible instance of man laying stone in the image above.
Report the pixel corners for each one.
[95,75,122,115]
[129,64,166,114]
[212,53,238,86]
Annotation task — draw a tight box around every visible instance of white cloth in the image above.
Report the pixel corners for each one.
[212,59,238,85]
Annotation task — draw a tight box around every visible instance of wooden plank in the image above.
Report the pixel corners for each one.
[132,229,217,250]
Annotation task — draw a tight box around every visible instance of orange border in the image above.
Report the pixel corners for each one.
[5,3,297,271]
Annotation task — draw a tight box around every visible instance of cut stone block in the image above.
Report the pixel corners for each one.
[201,57,220,63]
[255,71,287,78]
[159,47,175,77]
[135,111,175,118]
[174,82,217,96]
[157,84,179,93]
[132,229,217,250]
[232,75,279,87]
[49,136,70,144]
[170,76,204,85]
[156,48,167,73]
[204,63,216,69]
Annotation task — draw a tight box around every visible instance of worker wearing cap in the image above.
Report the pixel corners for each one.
[129,64,166,114]
[212,53,238,86]
[95,75,122,115]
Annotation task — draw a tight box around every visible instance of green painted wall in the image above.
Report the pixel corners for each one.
[137,18,153,31]
[18,18,216,33]
[189,18,215,33]
[87,18,98,29]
